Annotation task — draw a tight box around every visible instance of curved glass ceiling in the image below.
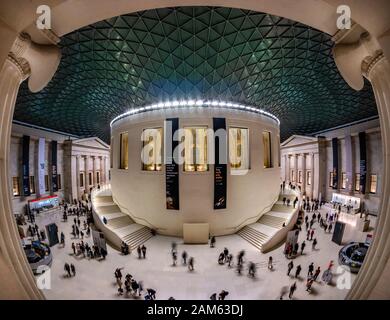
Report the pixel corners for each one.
[14,7,377,142]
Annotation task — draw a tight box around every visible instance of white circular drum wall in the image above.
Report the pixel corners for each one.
[110,108,280,236]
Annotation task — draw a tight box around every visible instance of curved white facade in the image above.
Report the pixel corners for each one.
[110,106,281,236]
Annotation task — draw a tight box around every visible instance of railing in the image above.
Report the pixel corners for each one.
[261,186,301,253]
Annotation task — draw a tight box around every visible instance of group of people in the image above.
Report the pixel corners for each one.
[210,290,229,300]
[171,242,195,271]
[64,262,76,277]
[114,267,156,300]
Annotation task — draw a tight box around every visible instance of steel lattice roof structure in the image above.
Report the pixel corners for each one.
[14,7,377,142]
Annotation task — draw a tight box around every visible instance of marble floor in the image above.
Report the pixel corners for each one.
[35,206,375,300]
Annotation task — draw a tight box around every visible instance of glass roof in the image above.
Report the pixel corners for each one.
[14,7,377,142]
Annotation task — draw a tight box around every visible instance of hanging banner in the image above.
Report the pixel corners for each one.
[359,132,367,194]
[165,118,179,210]
[22,135,30,196]
[345,135,353,192]
[332,138,339,189]
[213,118,227,209]
[38,138,46,195]
[51,141,58,192]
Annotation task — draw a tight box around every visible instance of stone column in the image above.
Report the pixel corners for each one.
[301,153,306,194]
[347,56,390,299]
[286,154,291,184]
[294,154,299,184]
[310,152,315,199]
[84,155,89,194]
[0,32,60,299]
[92,156,96,187]
[75,155,80,200]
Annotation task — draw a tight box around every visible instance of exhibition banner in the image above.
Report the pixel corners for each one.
[38,138,46,195]
[51,140,58,192]
[22,135,30,196]
[345,135,353,192]
[359,131,367,194]
[213,118,227,209]
[165,118,180,210]
[332,138,339,189]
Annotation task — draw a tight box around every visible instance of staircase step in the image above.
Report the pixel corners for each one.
[107,216,134,229]
[96,204,122,215]
[122,227,151,242]
[237,226,269,250]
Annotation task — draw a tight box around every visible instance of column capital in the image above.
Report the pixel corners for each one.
[9,32,61,92]
[333,30,383,90]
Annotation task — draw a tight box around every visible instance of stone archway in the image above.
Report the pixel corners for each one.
[0,0,389,299]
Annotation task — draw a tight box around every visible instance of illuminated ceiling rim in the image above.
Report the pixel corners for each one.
[110,98,280,127]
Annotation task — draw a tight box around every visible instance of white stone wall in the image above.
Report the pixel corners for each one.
[111,108,281,236]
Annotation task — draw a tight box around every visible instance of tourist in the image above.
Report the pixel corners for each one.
[289,282,297,299]
[210,236,216,248]
[171,242,177,253]
[172,251,177,266]
[218,252,225,264]
[313,266,321,281]
[218,290,229,300]
[188,257,195,271]
[328,223,333,233]
[306,277,314,292]
[238,250,245,265]
[295,265,302,278]
[227,254,233,267]
[70,263,76,276]
[141,245,147,259]
[248,262,256,278]
[71,242,76,255]
[268,256,273,270]
[306,230,310,241]
[300,241,306,255]
[182,251,188,265]
[147,288,156,300]
[312,238,318,250]
[137,245,142,259]
[310,229,314,240]
[60,232,65,246]
[287,261,294,276]
[293,242,299,255]
[210,293,217,300]
[101,247,107,259]
[64,263,71,277]
[223,247,229,262]
[308,262,314,277]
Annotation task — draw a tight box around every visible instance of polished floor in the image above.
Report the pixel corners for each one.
[36,206,374,300]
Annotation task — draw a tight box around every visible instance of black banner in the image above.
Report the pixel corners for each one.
[213,118,227,209]
[359,131,367,194]
[22,135,30,196]
[165,118,179,210]
[332,138,339,189]
[51,141,58,192]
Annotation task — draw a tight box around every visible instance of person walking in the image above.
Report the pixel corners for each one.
[141,245,147,259]
[287,261,294,276]
[306,230,310,240]
[313,266,321,281]
[188,257,195,271]
[137,246,142,259]
[210,236,216,248]
[295,265,302,278]
[308,262,314,277]
[64,263,71,277]
[289,282,297,299]
[223,248,229,262]
[310,229,314,241]
[60,232,65,246]
[71,242,76,255]
[312,238,318,250]
[182,251,188,265]
[300,241,306,255]
[328,223,333,233]
[172,251,177,266]
[268,256,273,270]
[70,263,76,276]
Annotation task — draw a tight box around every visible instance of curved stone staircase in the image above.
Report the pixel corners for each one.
[92,188,153,251]
[237,189,299,252]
